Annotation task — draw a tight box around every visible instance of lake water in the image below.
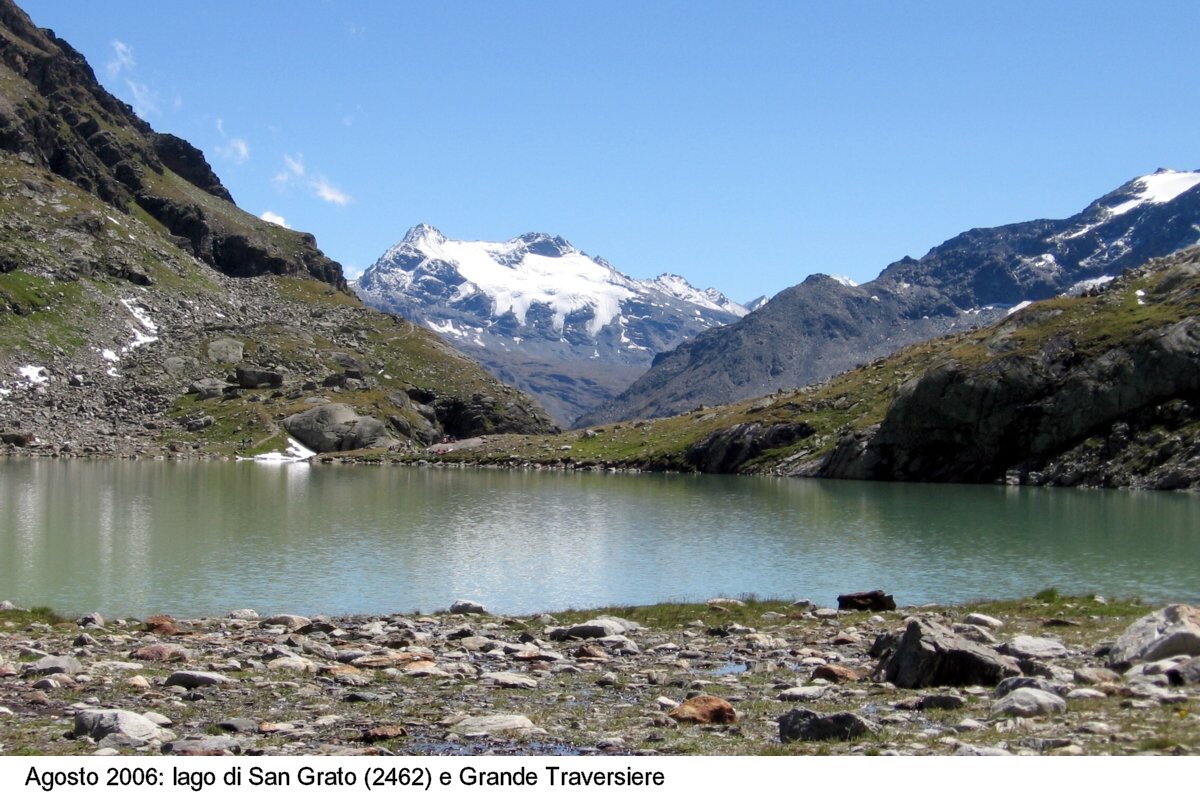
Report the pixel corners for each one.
[1,458,1197,617]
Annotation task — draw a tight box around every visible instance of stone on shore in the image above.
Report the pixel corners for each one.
[837,590,896,611]
[990,688,1067,717]
[1001,635,1070,659]
[779,708,876,742]
[1108,604,1200,668]
[550,619,627,640]
[880,618,1021,688]
[449,600,487,615]
[164,670,232,689]
[28,655,83,676]
[261,614,312,631]
[74,709,175,748]
[450,714,544,737]
[668,695,737,724]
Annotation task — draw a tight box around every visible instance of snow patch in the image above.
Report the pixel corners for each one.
[1109,169,1200,216]
[1065,275,1115,296]
[1136,289,1147,306]
[1007,300,1033,314]
[17,365,48,385]
[831,275,858,287]
[240,437,317,463]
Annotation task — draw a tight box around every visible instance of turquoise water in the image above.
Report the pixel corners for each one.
[1,458,1196,616]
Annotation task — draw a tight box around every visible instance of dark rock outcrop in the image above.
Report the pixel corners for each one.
[778,708,876,742]
[837,590,897,612]
[878,618,1021,688]
[684,421,813,473]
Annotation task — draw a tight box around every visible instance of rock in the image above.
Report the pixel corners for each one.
[952,623,998,644]
[811,663,862,683]
[217,718,259,734]
[964,613,1004,630]
[880,618,1021,688]
[28,655,83,675]
[1169,656,1200,686]
[450,714,544,737]
[361,725,408,743]
[1066,687,1107,700]
[990,688,1067,717]
[1108,604,1200,668]
[228,609,259,620]
[1074,666,1121,685]
[235,366,284,389]
[207,338,244,363]
[130,644,191,662]
[779,686,828,702]
[706,598,745,607]
[913,694,967,711]
[162,736,246,755]
[837,590,896,611]
[994,676,1062,698]
[77,612,105,628]
[74,709,174,747]
[283,404,396,453]
[266,656,317,674]
[188,378,227,400]
[261,614,312,631]
[550,619,627,640]
[779,708,876,742]
[449,599,487,615]
[164,670,231,689]
[954,744,1012,756]
[1001,635,1070,659]
[668,695,737,724]
[481,671,539,689]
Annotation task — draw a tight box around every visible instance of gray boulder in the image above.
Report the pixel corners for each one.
[1108,604,1200,668]
[550,619,628,641]
[449,599,487,615]
[283,404,397,453]
[990,687,1067,718]
[188,378,227,400]
[207,338,244,364]
[779,708,876,742]
[1001,635,1070,659]
[880,618,1021,688]
[29,655,83,676]
[74,709,174,747]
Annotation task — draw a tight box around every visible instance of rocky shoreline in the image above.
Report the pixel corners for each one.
[1,596,1197,756]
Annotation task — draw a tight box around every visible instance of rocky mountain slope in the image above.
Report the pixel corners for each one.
[355,224,747,425]
[580,169,1200,426]
[430,247,1200,491]
[0,0,555,458]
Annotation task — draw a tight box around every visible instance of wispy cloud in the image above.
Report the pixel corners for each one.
[284,153,305,177]
[311,177,352,206]
[107,40,135,77]
[214,118,250,164]
[260,211,290,228]
[125,80,160,119]
[272,153,350,205]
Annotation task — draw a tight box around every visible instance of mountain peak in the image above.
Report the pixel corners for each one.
[403,223,445,244]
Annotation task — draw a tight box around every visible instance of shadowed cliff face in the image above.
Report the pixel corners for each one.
[0,0,345,290]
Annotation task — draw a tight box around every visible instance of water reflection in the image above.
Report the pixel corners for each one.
[0,458,1196,616]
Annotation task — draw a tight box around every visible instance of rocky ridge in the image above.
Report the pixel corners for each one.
[582,169,1200,426]
[0,596,1196,756]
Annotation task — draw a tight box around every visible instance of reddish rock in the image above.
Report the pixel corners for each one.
[811,663,862,683]
[142,615,179,636]
[129,644,191,662]
[668,695,737,725]
[361,725,407,743]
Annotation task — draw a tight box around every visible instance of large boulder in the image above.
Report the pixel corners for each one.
[74,709,175,748]
[206,338,244,364]
[668,695,737,724]
[879,618,1021,688]
[283,404,396,453]
[1109,604,1200,669]
[990,688,1067,718]
[779,708,876,742]
[235,366,284,389]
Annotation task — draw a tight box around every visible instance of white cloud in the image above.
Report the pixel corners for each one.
[284,153,305,177]
[214,119,249,164]
[311,177,352,206]
[343,263,364,281]
[125,80,160,119]
[107,40,135,77]
[260,211,290,228]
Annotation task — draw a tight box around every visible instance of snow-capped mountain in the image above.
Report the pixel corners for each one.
[355,225,748,424]
[580,168,1200,426]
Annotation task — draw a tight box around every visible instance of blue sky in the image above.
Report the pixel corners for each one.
[19,1,1199,302]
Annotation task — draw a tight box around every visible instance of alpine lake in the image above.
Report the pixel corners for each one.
[1,458,1197,618]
